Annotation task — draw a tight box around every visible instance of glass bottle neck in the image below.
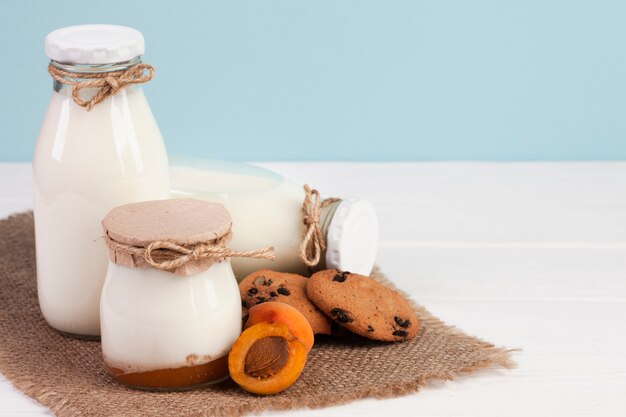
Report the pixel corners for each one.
[319,200,342,244]
[50,57,142,93]
[313,199,342,270]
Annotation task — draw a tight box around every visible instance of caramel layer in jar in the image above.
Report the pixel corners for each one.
[106,355,229,390]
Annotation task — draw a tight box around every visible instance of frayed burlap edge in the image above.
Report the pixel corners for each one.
[0,212,518,417]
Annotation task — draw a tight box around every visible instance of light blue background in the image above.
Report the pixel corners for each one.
[1,0,625,161]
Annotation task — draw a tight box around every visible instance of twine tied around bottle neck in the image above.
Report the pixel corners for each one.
[104,231,275,276]
[299,185,340,268]
[47,62,154,111]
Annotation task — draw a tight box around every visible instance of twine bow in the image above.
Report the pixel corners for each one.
[105,233,275,274]
[298,185,340,268]
[48,63,154,111]
[144,239,275,271]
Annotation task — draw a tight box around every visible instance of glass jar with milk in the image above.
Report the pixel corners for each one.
[100,199,269,390]
[33,25,170,338]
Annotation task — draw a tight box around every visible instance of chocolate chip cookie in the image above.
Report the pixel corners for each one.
[239,270,334,335]
[306,270,419,341]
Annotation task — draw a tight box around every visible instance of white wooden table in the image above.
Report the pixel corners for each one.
[1,162,625,417]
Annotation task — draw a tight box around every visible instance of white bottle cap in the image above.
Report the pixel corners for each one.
[45,24,145,64]
[325,198,379,276]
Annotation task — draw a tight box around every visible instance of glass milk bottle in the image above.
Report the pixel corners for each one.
[169,158,378,280]
[33,25,170,338]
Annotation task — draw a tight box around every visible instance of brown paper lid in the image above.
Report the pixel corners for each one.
[102,198,233,276]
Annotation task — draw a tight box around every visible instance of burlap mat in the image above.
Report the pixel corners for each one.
[0,212,516,416]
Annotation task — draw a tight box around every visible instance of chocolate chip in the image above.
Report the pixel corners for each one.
[367,325,374,333]
[392,330,408,337]
[394,316,411,328]
[263,279,273,286]
[247,287,258,296]
[255,297,266,304]
[269,291,278,297]
[330,308,353,324]
[332,273,346,282]
[277,286,291,296]
[241,300,248,309]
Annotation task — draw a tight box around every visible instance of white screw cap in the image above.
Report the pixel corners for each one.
[45,24,145,64]
[325,198,379,276]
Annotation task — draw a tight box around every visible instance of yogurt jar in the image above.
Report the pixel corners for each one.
[169,158,379,280]
[100,198,273,390]
[33,25,169,338]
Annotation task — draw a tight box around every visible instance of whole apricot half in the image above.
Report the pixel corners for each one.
[244,302,314,352]
[228,322,307,395]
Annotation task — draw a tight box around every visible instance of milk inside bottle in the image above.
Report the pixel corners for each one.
[169,159,378,279]
[33,25,170,338]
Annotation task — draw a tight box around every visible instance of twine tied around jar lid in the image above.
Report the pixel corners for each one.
[299,185,340,268]
[104,232,275,275]
[102,199,275,276]
[47,62,154,111]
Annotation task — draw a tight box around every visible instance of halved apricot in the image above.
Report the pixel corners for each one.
[228,322,307,395]
[244,302,314,352]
